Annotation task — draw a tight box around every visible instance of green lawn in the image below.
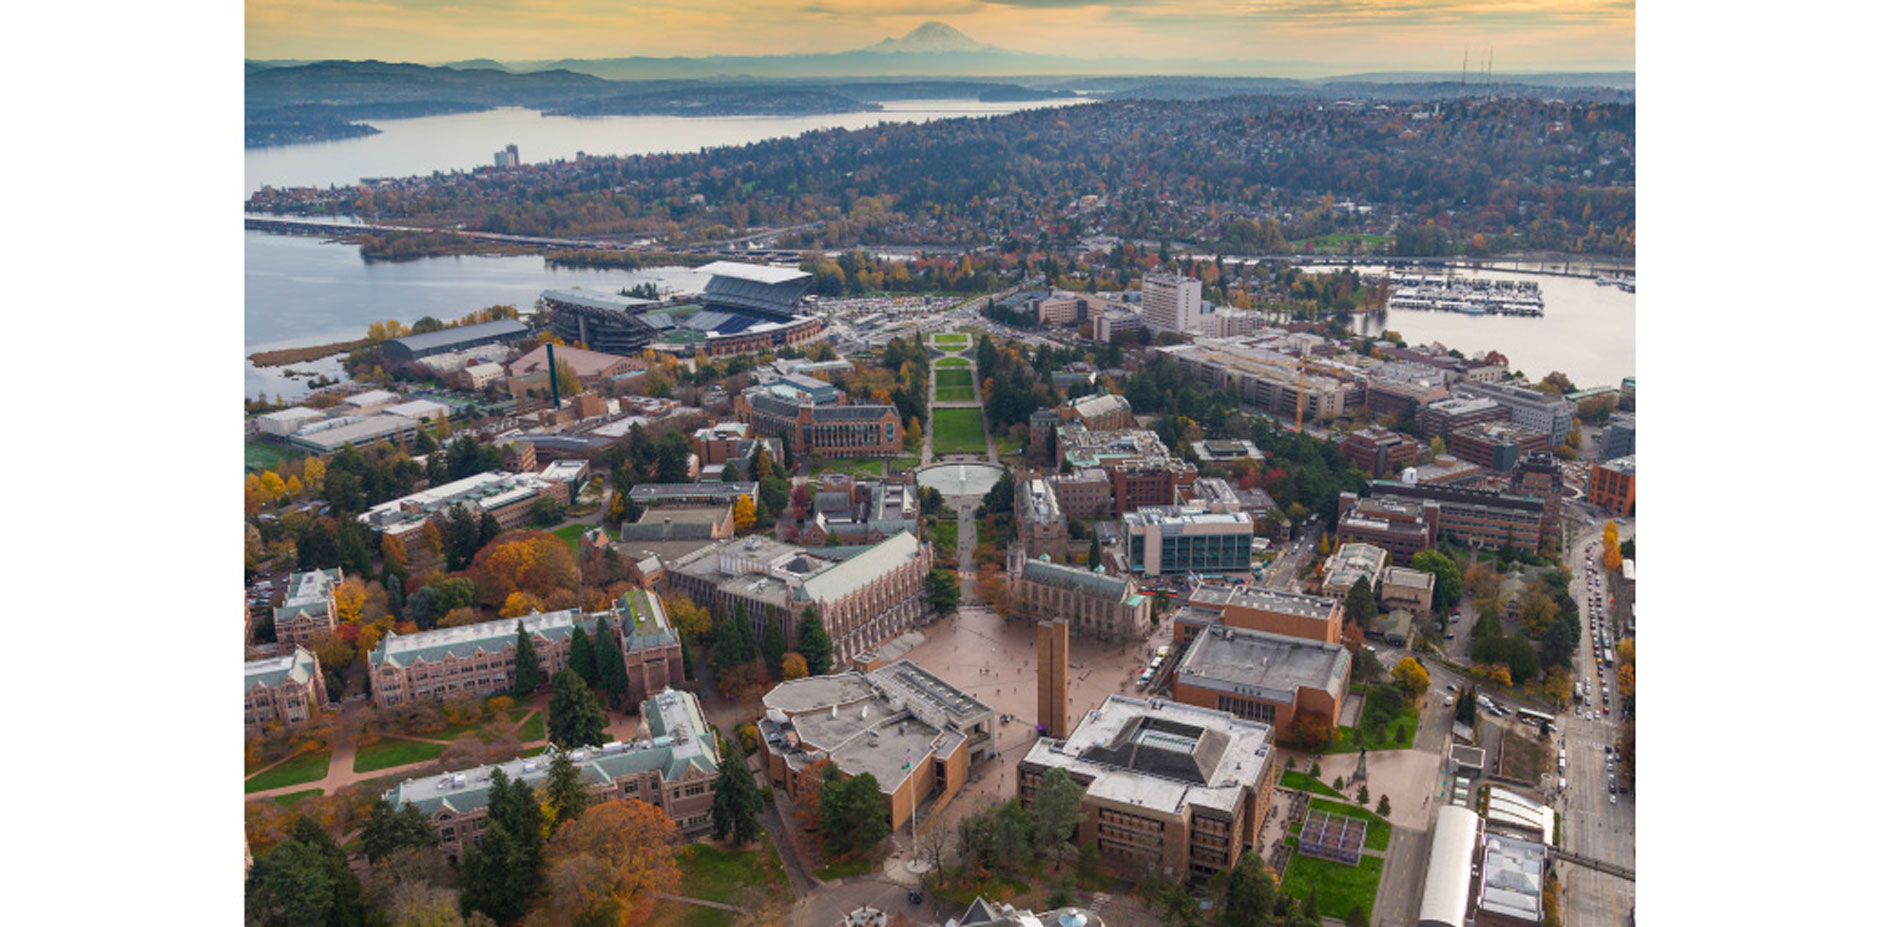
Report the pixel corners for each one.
[935,368,976,402]
[244,748,332,793]
[352,737,448,773]
[1280,770,1347,799]
[519,711,545,743]
[932,333,971,348]
[1278,852,1384,922]
[890,456,920,473]
[420,707,532,743]
[551,523,589,553]
[931,408,989,455]
[817,457,888,477]
[674,843,790,904]
[271,789,324,808]
[1326,706,1421,754]
[245,441,303,472]
[934,356,972,368]
[1290,233,1396,251]
[1303,798,1393,851]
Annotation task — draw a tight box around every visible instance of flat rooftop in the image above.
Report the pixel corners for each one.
[1021,695,1273,819]
[1176,625,1350,703]
[1194,584,1338,621]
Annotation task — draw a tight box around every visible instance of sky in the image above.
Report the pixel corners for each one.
[245,0,1634,73]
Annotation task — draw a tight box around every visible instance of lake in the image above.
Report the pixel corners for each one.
[246,99,1092,193]
[1344,267,1636,389]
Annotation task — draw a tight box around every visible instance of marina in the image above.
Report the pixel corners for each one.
[1385,273,1548,316]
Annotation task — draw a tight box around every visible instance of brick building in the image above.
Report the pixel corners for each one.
[273,568,343,649]
[1336,493,1440,559]
[1448,422,1550,472]
[1017,696,1275,880]
[1419,396,1511,441]
[1048,467,1113,520]
[1341,427,1423,480]
[1320,542,1389,600]
[1587,456,1636,516]
[733,385,902,458]
[1171,624,1352,742]
[244,647,329,735]
[759,661,994,833]
[1017,478,1069,562]
[369,610,585,708]
[384,688,719,858]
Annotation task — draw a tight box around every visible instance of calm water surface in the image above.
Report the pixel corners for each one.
[246,100,1091,193]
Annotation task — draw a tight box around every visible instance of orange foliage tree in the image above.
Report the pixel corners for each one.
[542,798,683,927]
[467,530,580,607]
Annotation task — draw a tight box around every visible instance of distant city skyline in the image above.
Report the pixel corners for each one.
[246,1,1634,73]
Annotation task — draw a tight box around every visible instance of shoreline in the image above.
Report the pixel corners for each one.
[248,339,369,367]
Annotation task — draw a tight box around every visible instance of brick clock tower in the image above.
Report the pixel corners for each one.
[1037,619,1070,739]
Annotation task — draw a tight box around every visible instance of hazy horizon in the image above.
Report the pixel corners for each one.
[246,2,1634,74]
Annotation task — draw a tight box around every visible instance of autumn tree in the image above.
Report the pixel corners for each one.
[543,799,682,927]
[1390,656,1430,702]
[665,595,713,641]
[780,652,809,680]
[733,495,757,532]
[419,521,444,562]
[468,530,581,608]
[548,668,609,749]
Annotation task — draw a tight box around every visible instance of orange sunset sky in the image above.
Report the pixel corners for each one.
[245,0,1634,73]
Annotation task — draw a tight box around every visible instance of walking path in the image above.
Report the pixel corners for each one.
[657,893,745,913]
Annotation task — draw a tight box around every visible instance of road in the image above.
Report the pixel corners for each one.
[1552,514,1636,927]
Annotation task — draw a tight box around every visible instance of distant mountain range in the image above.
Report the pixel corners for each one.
[248,22,1631,86]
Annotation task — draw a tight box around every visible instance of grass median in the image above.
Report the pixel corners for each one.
[931,408,988,456]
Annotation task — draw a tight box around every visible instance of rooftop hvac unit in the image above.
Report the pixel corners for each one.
[452,774,467,788]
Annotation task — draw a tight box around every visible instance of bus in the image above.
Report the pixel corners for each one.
[1519,708,1556,727]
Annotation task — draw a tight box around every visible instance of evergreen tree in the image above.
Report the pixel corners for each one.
[544,747,589,827]
[567,625,598,687]
[1345,576,1377,627]
[1216,851,1275,927]
[594,615,630,710]
[925,569,960,615]
[362,799,434,864]
[246,839,344,927]
[1088,535,1102,570]
[477,511,502,547]
[547,667,609,748]
[711,738,765,845]
[446,505,480,570]
[819,772,891,857]
[511,622,545,697]
[796,607,834,676]
[1029,767,1085,860]
[461,770,543,925]
[760,617,787,679]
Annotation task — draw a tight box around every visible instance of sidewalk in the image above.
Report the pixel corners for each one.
[245,693,552,800]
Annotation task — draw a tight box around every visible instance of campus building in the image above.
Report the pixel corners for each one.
[1602,412,1636,459]
[1457,382,1574,443]
[381,319,531,362]
[1419,396,1511,441]
[1170,623,1351,742]
[759,661,994,833]
[1017,695,1276,880]
[369,610,585,708]
[1319,542,1389,600]
[733,385,902,458]
[1172,584,1344,646]
[804,476,918,546]
[273,568,344,649]
[244,647,329,735]
[666,532,933,665]
[507,342,645,386]
[358,471,566,561]
[624,482,759,510]
[1048,467,1113,520]
[1017,478,1069,562]
[692,421,783,473]
[1140,273,1203,334]
[1341,426,1422,480]
[1588,455,1636,516]
[1160,339,1354,424]
[1379,566,1437,614]
[384,688,719,856]
[1335,493,1439,559]
[1058,426,1199,513]
[666,262,823,356]
[611,590,689,705]
[1009,554,1152,643]
[1448,422,1550,472]
[1120,506,1254,577]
